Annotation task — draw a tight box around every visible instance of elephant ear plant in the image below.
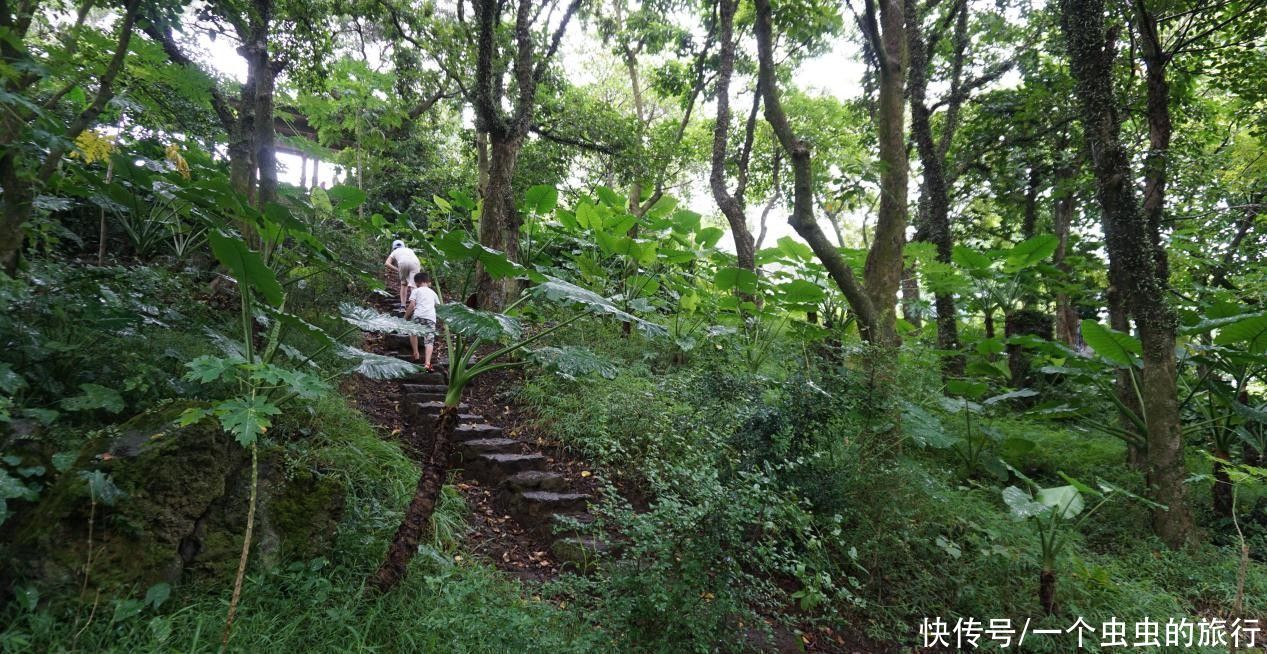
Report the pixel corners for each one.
[345,263,664,592]
[1002,473,1160,615]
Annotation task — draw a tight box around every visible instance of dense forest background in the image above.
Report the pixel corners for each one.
[1,0,1266,651]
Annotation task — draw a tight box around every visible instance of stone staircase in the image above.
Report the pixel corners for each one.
[380,333,606,569]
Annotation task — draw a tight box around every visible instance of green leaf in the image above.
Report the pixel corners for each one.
[1213,314,1267,353]
[61,384,124,414]
[0,364,25,395]
[78,470,124,506]
[51,452,77,472]
[213,397,281,447]
[1004,234,1059,272]
[1080,319,1141,368]
[336,345,422,380]
[645,195,678,220]
[340,303,439,336]
[696,227,724,248]
[1002,486,1049,520]
[207,231,284,307]
[625,274,660,298]
[976,338,1005,356]
[529,346,617,380]
[952,246,992,272]
[779,279,826,303]
[1036,485,1084,519]
[946,379,989,400]
[326,185,366,208]
[983,389,1039,405]
[595,185,623,207]
[671,209,701,234]
[776,235,814,261]
[529,276,667,337]
[714,267,758,294]
[435,303,522,342]
[144,583,171,610]
[185,355,242,384]
[523,185,558,214]
[902,403,957,448]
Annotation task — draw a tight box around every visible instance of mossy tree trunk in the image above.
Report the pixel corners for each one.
[1060,0,1195,548]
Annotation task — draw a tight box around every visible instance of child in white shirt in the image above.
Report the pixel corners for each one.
[405,271,441,370]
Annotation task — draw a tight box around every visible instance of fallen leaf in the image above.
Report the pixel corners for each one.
[580,470,591,478]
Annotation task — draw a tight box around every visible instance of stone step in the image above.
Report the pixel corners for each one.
[402,383,448,395]
[400,371,445,385]
[462,453,547,486]
[403,392,446,405]
[384,333,412,351]
[403,400,470,423]
[502,470,568,493]
[551,536,612,571]
[506,491,591,528]
[454,438,523,462]
[454,423,503,440]
[457,413,483,423]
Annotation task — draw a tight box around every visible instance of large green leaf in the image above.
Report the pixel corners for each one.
[902,403,957,448]
[776,235,814,261]
[340,303,437,336]
[436,303,522,342]
[778,279,826,303]
[431,231,538,280]
[714,267,759,294]
[696,226,724,248]
[207,231,284,306]
[529,276,667,337]
[529,346,617,380]
[213,396,281,447]
[644,195,678,220]
[1080,319,1141,367]
[523,185,558,214]
[1004,234,1059,272]
[326,185,366,208]
[1036,485,1084,519]
[336,344,422,380]
[1002,486,1049,520]
[1213,314,1267,353]
[952,246,992,272]
[61,384,124,414]
[983,389,1039,405]
[671,209,701,234]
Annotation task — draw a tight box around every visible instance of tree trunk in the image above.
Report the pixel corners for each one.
[1052,173,1080,347]
[250,7,277,210]
[0,154,33,275]
[1060,0,1194,548]
[476,132,524,310]
[906,0,958,366]
[708,0,757,274]
[861,0,909,347]
[1039,569,1057,615]
[370,406,459,592]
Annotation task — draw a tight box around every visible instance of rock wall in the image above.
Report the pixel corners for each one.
[1,402,344,600]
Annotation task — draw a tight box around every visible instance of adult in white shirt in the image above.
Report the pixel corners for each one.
[384,240,421,306]
[405,271,442,370]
